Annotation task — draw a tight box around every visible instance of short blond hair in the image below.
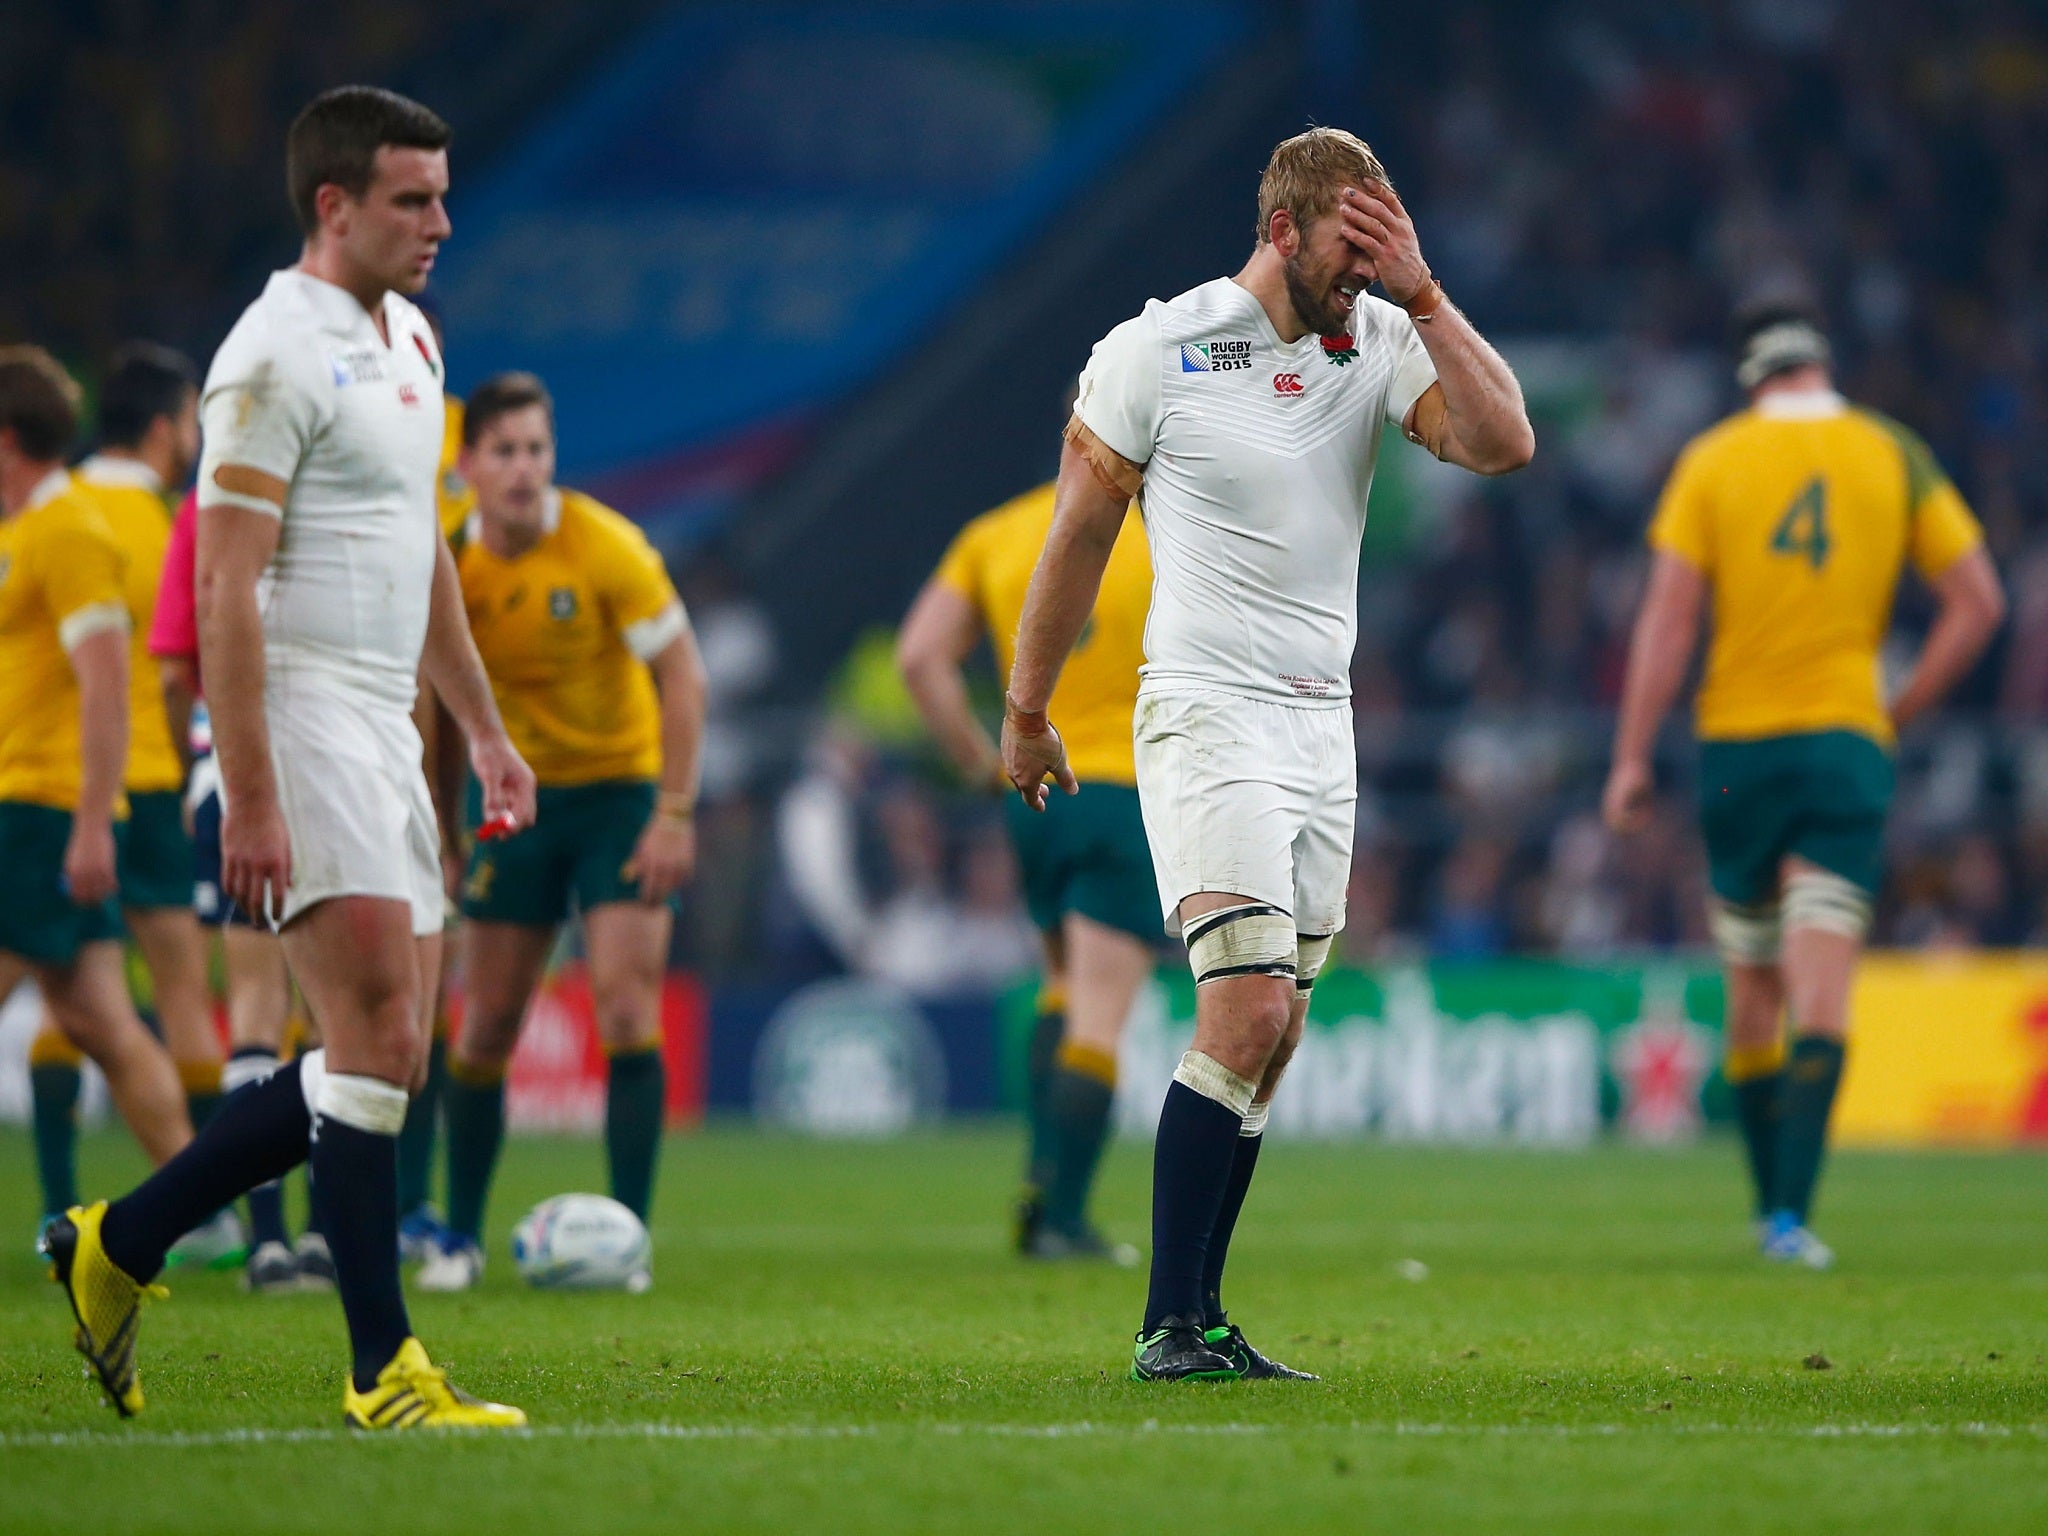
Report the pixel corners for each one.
[1255,126,1390,245]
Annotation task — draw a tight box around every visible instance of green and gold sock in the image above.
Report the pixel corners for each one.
[396,1030,448,1215]
[605,1048,666,1222]
[1043,1040,1116,1236]
[179,1057,225,1135]
[29,1058,82,1219]
[1724,1039,1787,1220]
[1023,997,1065,1198]
[1774,1035,1846,1225]
[442,1058,507,1245]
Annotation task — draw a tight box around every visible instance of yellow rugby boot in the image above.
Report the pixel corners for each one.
[343,1337,527,1430]
[43,1202,166,1418]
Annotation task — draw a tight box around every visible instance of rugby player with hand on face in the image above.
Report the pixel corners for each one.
[1004,128,1533,1381]
[44,86,536,1429]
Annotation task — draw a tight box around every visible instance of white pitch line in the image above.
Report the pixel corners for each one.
[2,1419,2045,1452]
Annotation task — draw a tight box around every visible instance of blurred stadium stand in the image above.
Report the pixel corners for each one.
[7,0,2047,995]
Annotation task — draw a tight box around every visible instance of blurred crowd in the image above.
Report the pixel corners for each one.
[0,0,655,369]
[11,0,2048,988]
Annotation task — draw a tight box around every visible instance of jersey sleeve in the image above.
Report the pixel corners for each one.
[196,324,332,507]
[149,493,200,660]
[1365,297,1439,427]
[1909,479,1985,581]
[593,510,687,660]
[930,514,991,608]
[1891,426,1985,581]
[1073,308,1161,465]
[28,506,129,652]
[1646,442,1714,572]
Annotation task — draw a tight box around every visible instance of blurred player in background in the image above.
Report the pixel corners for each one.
[1605,302,2004,1268]
[1005,128,1533,1380]
[43,86,534,1427]
[417,370,705,1293]
[22,344,243,1268]
[0,347,195,1229]
[897,475,1153,1263]
[153,486,328,1293]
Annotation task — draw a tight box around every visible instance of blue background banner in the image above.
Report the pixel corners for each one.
[435,0,1247,545]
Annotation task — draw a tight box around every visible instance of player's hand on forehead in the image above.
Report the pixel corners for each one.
[1335,183,1427,302]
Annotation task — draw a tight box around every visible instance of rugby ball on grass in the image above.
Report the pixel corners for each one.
[511,1193,651,1291]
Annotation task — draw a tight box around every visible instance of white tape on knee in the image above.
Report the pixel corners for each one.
[297,1047,326,1117]
[1240,1100,1270,1137]
[1172,1050,1257,1116]
[222,1050,279,1096]
[1294,933,1335,998]
[1709,898,1782,965]
[316,1070,409,1136]
[1783,869,1872,941]
[1181,903,1296,988]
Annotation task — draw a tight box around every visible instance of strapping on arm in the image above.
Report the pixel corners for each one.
[205,463,287,519]
[1403,384,1452,462]
[1062,414,1145,499]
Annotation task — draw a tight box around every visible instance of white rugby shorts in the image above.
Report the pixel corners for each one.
[1132,688,1356,938]
[252,677,443,936]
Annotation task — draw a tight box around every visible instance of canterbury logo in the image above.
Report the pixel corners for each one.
[1273,373,1304,395]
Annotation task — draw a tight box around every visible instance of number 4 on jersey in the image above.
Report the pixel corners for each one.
[1771,478,1830,570]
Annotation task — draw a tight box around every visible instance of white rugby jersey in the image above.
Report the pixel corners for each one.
[1074,278,1436,706]
[197,270,446,709]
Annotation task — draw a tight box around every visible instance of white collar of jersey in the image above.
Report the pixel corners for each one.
[270,267,401,340]
[24,468,71,511]
[464,488,563,553]
[77,454,162,493]
[1753,387,1847,420]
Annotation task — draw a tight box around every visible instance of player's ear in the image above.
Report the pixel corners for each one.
[313,181,353,236]
[1269,208,1299,257]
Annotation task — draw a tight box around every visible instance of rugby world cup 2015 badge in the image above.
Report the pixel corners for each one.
[548,586,579,621]
[1181,338,1253,372]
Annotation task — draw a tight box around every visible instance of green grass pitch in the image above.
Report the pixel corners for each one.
[2,1126,2044,1533]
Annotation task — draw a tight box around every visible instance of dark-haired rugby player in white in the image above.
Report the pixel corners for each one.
[1003,127,1535,1380]
[44,85,535,1428]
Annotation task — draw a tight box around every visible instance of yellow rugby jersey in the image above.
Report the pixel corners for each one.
[438,396,474,540]
[933,481,1149,785]
[456,487,680,786]
[74,457,182,793]
[1649,393,1983,746]
[0,472,131,811]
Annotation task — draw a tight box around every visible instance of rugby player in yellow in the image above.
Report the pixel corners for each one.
[1604,304,2004,1267]
[1,347,194,1271]
[897,479,1153,1261]
[19,344,241,1264]
[419,372,707,1291]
